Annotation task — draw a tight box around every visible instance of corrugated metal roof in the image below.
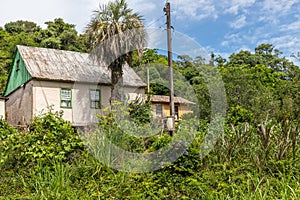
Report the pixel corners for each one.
[151,95,196,104]
[127,93,196,104]
[17,45,146,87]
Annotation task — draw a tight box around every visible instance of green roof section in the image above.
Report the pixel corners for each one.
[4,49,32,96]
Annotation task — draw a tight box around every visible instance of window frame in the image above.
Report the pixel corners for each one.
[90,89,101,109]
[16,59,20,71]
[156,104,163,118]
[175,105,179,120]
[60,88,72,108]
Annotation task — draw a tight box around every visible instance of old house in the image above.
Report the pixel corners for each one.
[127,93,196,121]
[4,45,146,127]
[150,95,195,121]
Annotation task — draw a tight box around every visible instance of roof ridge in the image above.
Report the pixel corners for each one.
[14,45,146,87]
[17,45,89,55]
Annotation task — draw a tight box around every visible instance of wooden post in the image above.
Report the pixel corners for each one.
[164,2,175,136]
[147,61,150,93]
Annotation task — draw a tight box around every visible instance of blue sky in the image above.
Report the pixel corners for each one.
[1,0,300,64]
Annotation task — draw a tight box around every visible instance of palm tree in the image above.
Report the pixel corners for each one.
[86,0,145,101]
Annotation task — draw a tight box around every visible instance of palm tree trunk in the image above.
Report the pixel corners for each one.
[110,60,124,104]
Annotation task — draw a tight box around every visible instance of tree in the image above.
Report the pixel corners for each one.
[254,43,293,73]
[219,43,300,123]
[37,18,87,52]
[227,50,262,68]
[86,0,145,101]
[4,20,41,34]
[0,24,39,94]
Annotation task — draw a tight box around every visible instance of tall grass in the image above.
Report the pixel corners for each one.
[0,115,300,199]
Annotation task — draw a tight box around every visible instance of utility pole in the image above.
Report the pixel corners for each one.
[164,2,175,136]
[147,61,150,93]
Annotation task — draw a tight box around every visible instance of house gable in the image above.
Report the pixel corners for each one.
[4,49,32,96]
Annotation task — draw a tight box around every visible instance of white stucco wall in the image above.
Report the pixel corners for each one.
[0,98,5,119]
[32,80,144,126]
[5,79,144,127]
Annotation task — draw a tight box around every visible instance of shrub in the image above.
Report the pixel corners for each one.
[0,119,19,165]
[1,109,85,169]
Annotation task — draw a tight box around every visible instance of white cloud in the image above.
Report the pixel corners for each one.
[261,0,298,14]
[229,15,247,29]
[0,0,102,32]
[223,33,243,44]
[263,35,300,66]
[268,35,300,49]
[0,0,160,33]
[221,30,259,53]
[224,0,256,15]
[238,46,251,52]
[172,0,217,21]
[146,27,210,60]
[280,20,300,31]
[258,0,299,24]
[221,41,229,47]
[84,0,160,31]
[127,1,157,15]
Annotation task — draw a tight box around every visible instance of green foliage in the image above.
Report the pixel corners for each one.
[38,18,87,52]
[28,109,84,163]
[90,103,171,154]
[227,105,253,124]
[219,48,300,122]
[0,109,84,169]
[134,44,300,124]
[0,117,18,140]
[0,112,300,199]
[0,27,38,94]
[128,95,151,125]
[0,119,19,164]
[40,37,61,49]
[4,20,41,34]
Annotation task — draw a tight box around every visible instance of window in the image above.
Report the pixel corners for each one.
[175,105,179,120]
[61,88,72,108]
[16,59,20,71]
[90,89,101,109]
[156,104,162,118]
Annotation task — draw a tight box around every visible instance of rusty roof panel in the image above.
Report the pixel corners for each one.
[17,45,146,87]
[151,95,196,104]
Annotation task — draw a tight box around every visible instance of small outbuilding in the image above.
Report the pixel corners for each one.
[150,95,195,120]
[126,93,196,121]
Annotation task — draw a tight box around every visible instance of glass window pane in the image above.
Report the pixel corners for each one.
[175,105,179,120]
[90,89,101,108]
[61,88,71,108]
[156,104,162,117]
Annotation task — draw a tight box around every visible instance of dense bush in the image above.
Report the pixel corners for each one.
[0,119,19,164]
[0,107,300,199]
[0,109,84,170]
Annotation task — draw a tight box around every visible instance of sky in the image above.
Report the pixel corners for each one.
[1,0,300,64]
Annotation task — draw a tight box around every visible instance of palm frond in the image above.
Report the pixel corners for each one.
[85,0,146,101]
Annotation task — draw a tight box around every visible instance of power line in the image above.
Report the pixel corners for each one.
[172,0,180,31]
[145,15,165,28]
